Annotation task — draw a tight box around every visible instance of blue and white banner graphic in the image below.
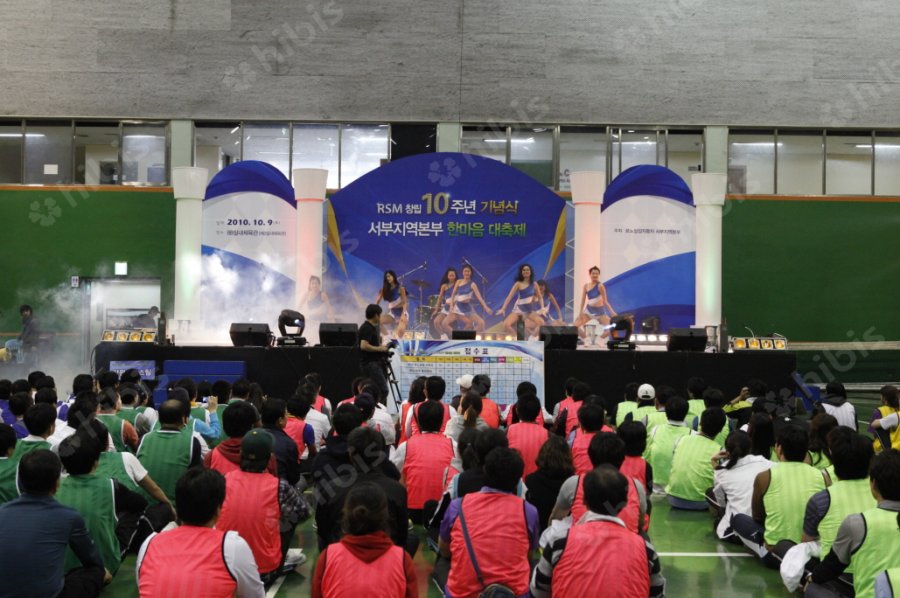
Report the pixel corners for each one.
[201,161,297,325]
[602,165,695,329]
[391,339,545,409]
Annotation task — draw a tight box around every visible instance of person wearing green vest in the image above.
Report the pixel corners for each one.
[614,382,640,428]
[628,383,659,426]
[168,385,221,446]
[117,382,157,437]
[0,424,19,503]
[691,388,734,447]
[666,407,726,510]
[15,402,55,457]
[136,400,203,505]
[807,449,900,597]
[874,567,900,598]
[96,388,139,453]
[685,376,708,420]
[56,433,148,577]
[641,389,673,436]
[733,425,825,567]
[646,397,691,491]
[800,431,876,593]
[808,413,839,471]
[208,379,234,447]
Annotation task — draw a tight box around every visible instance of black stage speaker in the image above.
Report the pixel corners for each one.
[229,323,272,347]
[451,330,477,340]
[666,327,708,352]
[319,323,359,347]
[539,326,578,350]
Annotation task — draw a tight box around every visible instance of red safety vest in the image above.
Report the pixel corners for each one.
[208,447,239,476]
[404,433,455,509]
[552,519,650,597]
[447,492,531,598]
[398,402,413,443]
[409,401,451,436]
[481,398,501,429]
[285,417,307,458]
[138,526,237,597]
[321,541,406,598]
[572,474,644,533]
[313,395,327,412]
[555,398,578,436]
[504,406,546,427]
[217,470,282,574]
[507,422,549,478]
[620,455,648,490]
[571,430,597,475]
[443,465,460,492]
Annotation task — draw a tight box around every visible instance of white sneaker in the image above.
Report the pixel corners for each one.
[283,548,307,568]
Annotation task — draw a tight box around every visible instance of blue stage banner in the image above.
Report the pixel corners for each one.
[109,360,156,380]
[602,165,695,330]
[325,152,567,329]
[391,339,545,409]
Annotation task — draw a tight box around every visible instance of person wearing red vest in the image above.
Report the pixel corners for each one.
[555,381,591,438]
[569,402,614,475]
[397,376,427,443]
[312,482,417,598]
[552,432,649,534]
[202,401,277,477]
[302,372,333,418]
[217,429,308,584]
[136,467,265,597]
[436,447,539,597]
[508,394,549,478]
[471,374,501,429]
[405,376,452,438]
[392,401,456,522]
[531,465,666,598]
[284,395,318,465]
[617,420,654,493]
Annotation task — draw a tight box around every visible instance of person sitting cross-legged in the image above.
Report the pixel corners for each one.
[136,467,264,597]
[531,465,666,598]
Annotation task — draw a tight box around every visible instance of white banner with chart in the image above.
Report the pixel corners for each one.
[391,339,545,409]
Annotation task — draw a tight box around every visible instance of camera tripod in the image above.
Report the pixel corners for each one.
[382,353,402,413]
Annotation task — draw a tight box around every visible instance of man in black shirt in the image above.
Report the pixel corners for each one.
[358,304,393,401]
[4,304,39,364]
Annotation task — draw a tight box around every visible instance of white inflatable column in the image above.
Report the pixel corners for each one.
[570,171,606,303]
[172,167,208,331]
[692,173,727,328]
[293,168,329,305]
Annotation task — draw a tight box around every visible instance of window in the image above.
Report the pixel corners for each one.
[195,122,241,182]
[0,121,23,183]
[510,126,553,187]
[874,132,900,195]
[461,125,507,163]
[292,124,339,189]
[825,131,873,195]
[728,130,775,194]
[24,120,73,184]
[340,124,389,187]
[618,129,661,173]
[242,122,290,180]
[74,122,120,184]
[667,130,704,189]
[122,122,168,185]
[777,130,823,195]
[389,123,436,161]
[558,126,607,192]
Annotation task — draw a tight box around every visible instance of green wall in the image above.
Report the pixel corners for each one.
[722,198,900,342]
[0,188,175,341]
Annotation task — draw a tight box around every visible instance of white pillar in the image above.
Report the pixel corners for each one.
[172,166,208,327]
[692,173,727,328]
[293,168,328,305]
[570,171,606,310]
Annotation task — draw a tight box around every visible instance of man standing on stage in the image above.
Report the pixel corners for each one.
[358,304,393,402]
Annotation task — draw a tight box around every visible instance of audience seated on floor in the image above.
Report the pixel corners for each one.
[570,400,612,475]
[618,420,653,494]
[708,430,772,542]
[135,399,204,506]
[507,393,549,478]
[645,397,690,492]
[666,407,727,510]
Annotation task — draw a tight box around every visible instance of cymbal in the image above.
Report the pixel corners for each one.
[410,279,431,288]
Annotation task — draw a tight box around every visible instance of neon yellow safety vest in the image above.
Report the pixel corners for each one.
[763,461,825,545]
[852,508,900,598]
[817,477,877,570]
[646,424,691,486]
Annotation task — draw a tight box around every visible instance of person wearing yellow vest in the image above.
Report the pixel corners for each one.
[312,482,417,597]
[626,383,658,428]
[645,397,691,492]
[436,447,539,597]
[874,567,900,598]
[807,449,900,597]
[136,467,265,597]
[614,381,640,428]
[666,407,727,510]
[792,431,877,595]
[217,429,308,585]
[733,425,826,568]
[869,385,900,453]
[136,400,203,506]
[690,388,734,447]
[641,389,674,437]
[685,376,708,420]
[531,465,666,597]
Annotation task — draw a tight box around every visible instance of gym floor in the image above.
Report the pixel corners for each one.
[106,393,883,597]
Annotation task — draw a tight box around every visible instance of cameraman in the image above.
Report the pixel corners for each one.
[358,304,393,401]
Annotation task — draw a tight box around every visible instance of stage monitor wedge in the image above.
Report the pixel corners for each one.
[539,326,578,350]
[666,327,708,352]
[319,323,359,347]
[229,323,272,347]
[451,330,477,340]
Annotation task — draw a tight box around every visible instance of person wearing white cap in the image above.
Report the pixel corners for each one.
[628,384,658,425]
[456,375,474,394]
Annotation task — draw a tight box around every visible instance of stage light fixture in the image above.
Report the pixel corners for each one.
[128,331,143,342]
[761,338,774,350]
[276,309,306,347]
[659,334,669,342]
[647,334,658,342]
[748,338,761,349]
[607,315,635,351]
[774,338,787,350]
[732,335,788,351]
[102,330,115,341]
[115,331,129,342]
[635,334,647,342]
[142,332,156,343]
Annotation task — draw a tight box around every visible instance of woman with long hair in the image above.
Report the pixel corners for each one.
[497,263,544,337]
[298,275,335,323]
[525,435,575,532]
[444,391,488,442]
[808,413,838,469]
[746,413,775,460]
[442,264,493,335]
[573,266,617,342]
[397,376,427,444]
[374,270,408,338]
[710,431,772,540]
[536,279,565,326]
[430,267,458,338]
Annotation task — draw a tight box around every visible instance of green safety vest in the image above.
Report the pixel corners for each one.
[808,450,832,471]
[646,424,691,486]
[136,427,193,505]
[56,474,121,575]
[687,399,705,419]
[818,477,877,570]
[852,508,900,598]
[0,457,19,503]
[763,461,826,545]
[632,405,657,424]
[96,414,128,453]
[616,402,638,427]
[12,439,50,459]
[665,433,721,502]
[643,410,668,435]
[95,451,153,503]
[116,406,145,426]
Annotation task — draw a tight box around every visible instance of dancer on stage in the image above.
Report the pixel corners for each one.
[430,267,458,338]
[374,270,408,338]
[536,279,565,326]
[443,264,492,335]
[497,264,544,337]
[573,266,617,341]
[298,275,335,323]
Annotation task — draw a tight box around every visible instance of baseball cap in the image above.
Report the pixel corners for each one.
[456,374,474,389]
[638,383,655,400]
[241,429,274,462]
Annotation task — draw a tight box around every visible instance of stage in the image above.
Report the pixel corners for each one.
[94,342,797,412]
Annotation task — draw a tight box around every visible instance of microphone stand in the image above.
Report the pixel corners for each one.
[397,261,427,283]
